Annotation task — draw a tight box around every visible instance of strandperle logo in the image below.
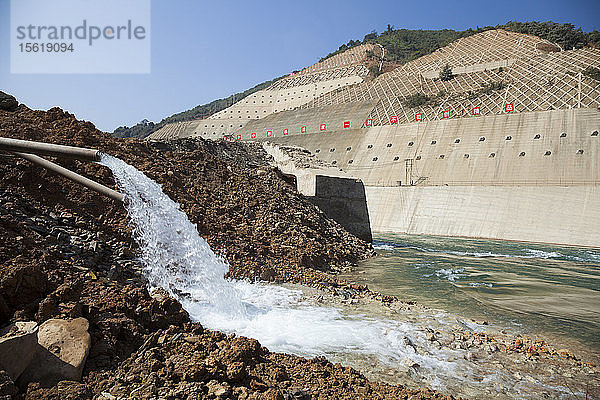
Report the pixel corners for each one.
[15,20,147,46]
[11,0,151,74]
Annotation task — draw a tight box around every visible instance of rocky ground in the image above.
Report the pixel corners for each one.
[286,284,600,399]
[0,101,455,399]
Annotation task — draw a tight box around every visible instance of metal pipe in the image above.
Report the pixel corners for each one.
[0,137,101,161]
[16,152,124,202]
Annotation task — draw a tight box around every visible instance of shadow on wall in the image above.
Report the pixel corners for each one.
[308,175,372,242]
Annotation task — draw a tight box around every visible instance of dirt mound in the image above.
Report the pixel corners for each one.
[83,325,455,400]
[0,92,18,112]
[0,105,373,282]
[0,105,456,398]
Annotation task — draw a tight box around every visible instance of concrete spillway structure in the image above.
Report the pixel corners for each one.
[151,30,600,247]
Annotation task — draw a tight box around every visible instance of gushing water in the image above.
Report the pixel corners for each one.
[100,154,244,317]
[100,154,582,399]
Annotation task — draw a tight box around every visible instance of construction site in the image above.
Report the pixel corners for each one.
[2,21,600,400]
[150,29,600,248]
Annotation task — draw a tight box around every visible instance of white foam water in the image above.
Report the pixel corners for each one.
[372,241,396,250]
[434,268,465,282]
[100,154,580,399]
[468,282,493,288]
[522,249,563,259]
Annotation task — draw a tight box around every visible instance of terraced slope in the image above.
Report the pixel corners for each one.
[304,30,600,126]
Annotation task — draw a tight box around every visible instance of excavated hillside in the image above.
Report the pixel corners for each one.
[0,104,460,399]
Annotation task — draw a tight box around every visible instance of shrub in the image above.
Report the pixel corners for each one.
[369,65,382,77]
[583,66,600,81]
[440,64,453,81]
[479,81,506,94]
[403,92,431,108]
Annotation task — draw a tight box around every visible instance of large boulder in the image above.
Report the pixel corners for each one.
[0,321,38,381]
[0,92,18,112]
[19,318,91,387]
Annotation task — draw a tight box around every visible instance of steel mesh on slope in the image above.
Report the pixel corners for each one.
[296,44,376,75]
[300,31,600,127]
[267,65,369,91]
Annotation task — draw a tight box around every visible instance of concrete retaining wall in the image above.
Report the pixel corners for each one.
[309,175,372,242]
[267,108,600,247]
[270,108,600,186]
[364,185,600,247]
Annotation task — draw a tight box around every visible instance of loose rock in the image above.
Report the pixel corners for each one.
[19,318,91,387]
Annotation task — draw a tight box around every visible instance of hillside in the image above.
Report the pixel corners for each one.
[112,77,285,139]
[112,21,600,140]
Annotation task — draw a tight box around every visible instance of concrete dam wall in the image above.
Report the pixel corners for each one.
[265,108,600,247]
[364,185,599,247]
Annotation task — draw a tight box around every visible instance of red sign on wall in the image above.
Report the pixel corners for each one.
[505,103,514,112]
[472,107,480,116]
[266,131,272,137]
[320,123,326,131]
[283,128,288,135]
[343,121,351,129]
[251,132,256,138]
[236,134,241,140]
[415,113,423,122]
[301,126,307,133]
[366,119,373,126]
[390,116,398,124]
[442,110,450,119]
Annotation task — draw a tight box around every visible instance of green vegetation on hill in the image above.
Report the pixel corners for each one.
[321,27,466,64]
[497,21,597,50]
[439,64,453,81]
[321,21,600,63]
[113,77,285,138]
[370,27,467,63]
[113,21,600,139]
[402,90,447,108]
[583,66,600,81]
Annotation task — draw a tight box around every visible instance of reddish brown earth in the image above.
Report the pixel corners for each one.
[0,104,456,399]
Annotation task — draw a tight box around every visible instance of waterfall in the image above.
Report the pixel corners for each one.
[99,154,245,318]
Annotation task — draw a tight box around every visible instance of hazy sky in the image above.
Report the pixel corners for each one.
[1,0,599,132]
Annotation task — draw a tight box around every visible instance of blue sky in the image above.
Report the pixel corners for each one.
[1,0,599,132]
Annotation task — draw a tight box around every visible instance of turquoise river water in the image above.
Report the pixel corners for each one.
[351,234,600,358]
